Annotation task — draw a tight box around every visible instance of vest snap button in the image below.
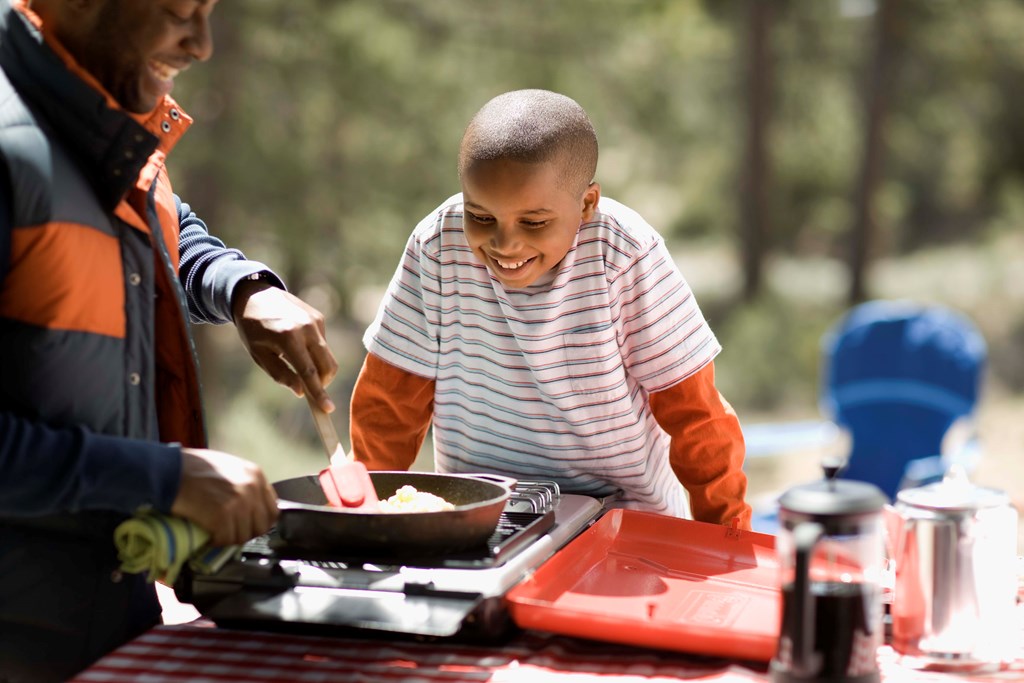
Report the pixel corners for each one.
[128,273,142,286]
[110,570,123,583]
[129,372,141,386]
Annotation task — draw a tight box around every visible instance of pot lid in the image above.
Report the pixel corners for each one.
[779,478,888,517]
[896,464,1009,511]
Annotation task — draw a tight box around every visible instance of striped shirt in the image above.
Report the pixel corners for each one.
[364,194,721,516]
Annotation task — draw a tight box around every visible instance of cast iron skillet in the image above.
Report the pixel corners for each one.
[272,471,514,555]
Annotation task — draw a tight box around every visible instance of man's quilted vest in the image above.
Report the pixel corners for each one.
[0,5,207,448]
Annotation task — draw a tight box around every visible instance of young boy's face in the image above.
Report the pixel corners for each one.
[461,158,600,289]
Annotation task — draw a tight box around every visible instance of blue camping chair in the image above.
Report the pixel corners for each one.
[746,300,986,533]
[820,299,987,500]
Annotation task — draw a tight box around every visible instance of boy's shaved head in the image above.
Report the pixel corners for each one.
[459,90,598,197]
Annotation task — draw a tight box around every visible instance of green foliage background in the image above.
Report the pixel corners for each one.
[166,0,1024,480]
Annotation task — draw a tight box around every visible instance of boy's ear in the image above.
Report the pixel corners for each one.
[580,182,601,222]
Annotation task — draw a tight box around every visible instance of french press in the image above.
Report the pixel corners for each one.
[770,467,888,683]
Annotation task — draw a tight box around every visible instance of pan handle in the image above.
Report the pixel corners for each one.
[463,472,517,491]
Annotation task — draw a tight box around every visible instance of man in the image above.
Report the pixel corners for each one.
[0,1,338,679]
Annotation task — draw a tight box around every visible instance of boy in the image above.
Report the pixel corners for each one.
[350,89,750,527]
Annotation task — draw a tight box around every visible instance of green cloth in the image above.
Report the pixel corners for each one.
[114,512,239,584]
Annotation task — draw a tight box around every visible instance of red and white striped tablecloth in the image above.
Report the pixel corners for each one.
[70,622,769,683]
[69,620,1024,683]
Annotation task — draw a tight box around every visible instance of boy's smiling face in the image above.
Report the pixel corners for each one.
[461,157,600,289]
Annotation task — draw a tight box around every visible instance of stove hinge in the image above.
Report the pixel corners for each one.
[401,581,484,602]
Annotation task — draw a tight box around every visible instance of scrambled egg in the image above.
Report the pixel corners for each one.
[378,485,456,513]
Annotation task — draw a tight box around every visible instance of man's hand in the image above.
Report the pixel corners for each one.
[232,281,339,412]
[171,448,279,547]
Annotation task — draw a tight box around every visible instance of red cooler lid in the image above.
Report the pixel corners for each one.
[504,509,781,662]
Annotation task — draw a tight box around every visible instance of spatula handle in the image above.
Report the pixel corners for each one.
[305,392,343,461]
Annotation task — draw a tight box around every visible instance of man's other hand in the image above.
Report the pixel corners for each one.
[171,448,279,547]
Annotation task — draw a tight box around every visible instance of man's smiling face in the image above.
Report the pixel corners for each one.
[461,157,600,289]
[51,0,218,114]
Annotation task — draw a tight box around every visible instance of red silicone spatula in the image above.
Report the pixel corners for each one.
[306,393,379,511]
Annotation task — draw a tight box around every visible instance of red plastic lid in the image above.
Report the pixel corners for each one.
[505,509,781,662]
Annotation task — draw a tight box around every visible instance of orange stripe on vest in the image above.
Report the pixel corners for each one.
[0,222,126,338]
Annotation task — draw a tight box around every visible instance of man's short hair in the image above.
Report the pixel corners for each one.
[458,90,598,197]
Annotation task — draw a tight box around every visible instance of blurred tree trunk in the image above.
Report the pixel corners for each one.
[740,0,774,301]
[847,0,905,305]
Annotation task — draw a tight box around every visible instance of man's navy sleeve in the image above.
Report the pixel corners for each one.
[176,195,285,324]
[0,416,181,516]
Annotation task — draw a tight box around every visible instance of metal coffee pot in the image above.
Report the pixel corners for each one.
[886,465,1019,671]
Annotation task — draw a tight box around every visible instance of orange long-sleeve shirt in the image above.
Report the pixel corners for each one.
[349,352,751,528]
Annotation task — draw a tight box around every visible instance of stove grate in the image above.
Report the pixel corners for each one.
[239,507,556,570]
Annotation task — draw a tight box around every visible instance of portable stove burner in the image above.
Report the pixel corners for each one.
[180,481,602,640]
[241,507,556,569]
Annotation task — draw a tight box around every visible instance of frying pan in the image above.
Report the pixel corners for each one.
[272,471,514,555]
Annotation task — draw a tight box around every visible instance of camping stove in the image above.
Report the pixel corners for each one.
[179,481,602,641]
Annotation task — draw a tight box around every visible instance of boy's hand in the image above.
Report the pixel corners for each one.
[171,448,279,547]
[231,281,339,412]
